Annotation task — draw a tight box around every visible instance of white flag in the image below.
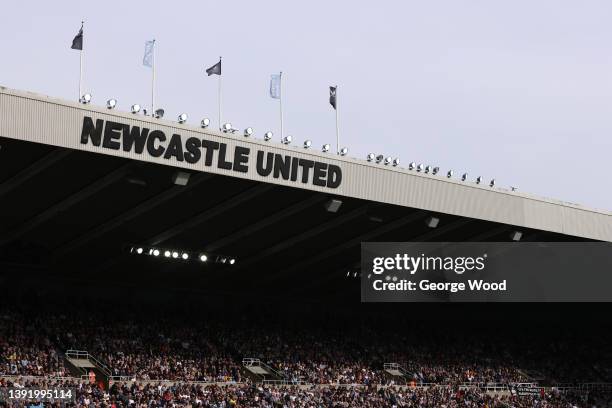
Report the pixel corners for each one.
[270,74,281,99]
[143,40,155,68]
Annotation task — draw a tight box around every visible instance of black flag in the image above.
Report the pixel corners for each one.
[329,86,337,110]
[206,59,222,76]
[71,24,83,50]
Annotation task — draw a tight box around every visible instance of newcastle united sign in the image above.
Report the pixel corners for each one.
[80,117,342,189]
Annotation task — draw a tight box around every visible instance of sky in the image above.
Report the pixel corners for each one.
[1,0,611,210]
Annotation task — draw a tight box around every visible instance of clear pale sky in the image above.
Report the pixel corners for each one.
[1,1,611,210]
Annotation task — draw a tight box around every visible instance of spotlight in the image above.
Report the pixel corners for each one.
[282,135,293,145]
[476,176,482,184]
[264,131,273,141]
[322,144,331,153]
[136,247,143,255]
[229,258,236,265]
[408,162,415,170]
[244,127,254,137]
[426,216,440,228]
[199,254,208,262]
[181,253,189,260]
[424,165,431,174]
[384,157,392,165]
[489,179,496,188]
[172,251,179,259]
[432,167,439,175]
[152,249,160,257]
[392,158,400,166]
[447,170,453,178]
[376,155,384,164]
[511,231,523,241]
[172,171,190,186]
[325,199,343,213]
[80,93,92,104]
[367,153,375,162]
[417,164,424,172]
[154,109,165,119]
[461,173,468,181]
[106,99,117,109]
[339,147,348,156]
[164,250,171,258]
[201,118,210,128]
[304,140,312,149]
[131,104,141,114]
[222,123,232,133]
[178,113,188,124]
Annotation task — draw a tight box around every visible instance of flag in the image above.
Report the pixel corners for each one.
[71,24,83,50]
[143,40,155,68]
[206,59,222,76]
[270,74,281,99]
[329,86,337,110]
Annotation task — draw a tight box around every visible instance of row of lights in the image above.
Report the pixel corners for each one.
[129,246,236,265]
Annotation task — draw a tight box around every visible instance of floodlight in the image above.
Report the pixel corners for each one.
[152,249,160,257]
[511,231,523,241]
[131,104,141,114]
[408,162,415,170]
[136,247,143,255]
[461,173,468,181]
[426,216,440,228]
[164,250,171,258]
[154,109,165,118]
[222,123,232,133]
[181,253,189,260]
[376,155,384,163]
[325,199,343,213]
[392,158,400,166]
[199,254,208,262]
[80,93,92,104]
[476,176,482,184]
[322,144,331,153]
[447,170,453,178]
[178,113,188,124]
[432,167,439,175]
[489,179,496,188]
[339,147,348,156]
[384,157,392,165]
[201,118,210,128]
[282,135,293,145]
[304,140,312,149]
[264,131,273,141]
[417,164,424,172]
[229,258,236,265]
[172,251,179,259]
[424,165,431,174]
[106,99,117,109]
[367,153,375,162]
[244,127,254,137]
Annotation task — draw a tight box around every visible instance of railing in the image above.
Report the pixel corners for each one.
[65,349,112,377]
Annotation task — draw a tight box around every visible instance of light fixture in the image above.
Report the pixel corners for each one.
[172,251,179,259]
[282,135,293,145]
[376,155,384,164]
[432,167,439,175]
[339,147,348,156]
[322,144,331,153]
[154,109,165,119]
[152,249,160,257]
[229,258,236,265]
[489,179,495,188]
[408,162,415,170]
[244,127,254,137]
[510,231,523,241]
[199,254,208,262]
[417,164,424,172]
[304,140,312,149]
[447,170,453,178]
[424,165,431,174]
[325,199,343,213]
[136,247,143,255]
[384,157,392,165]
[106,99,117,109]
[178,113,188,124]
[80,93,92,104]
[201,118,210,128]
[181,253,189,260]
[392,158,400,166]
[264,131,273,141]
[367,153,375,162]
[164,250,171,258]
[426,216,440,228]
[222,123,232,133]
[172,171,191,186]
[131,104,141,114]
[461,173,468,181]
[476,176,482,184]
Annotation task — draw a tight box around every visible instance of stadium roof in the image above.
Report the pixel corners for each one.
[0,86,611,295]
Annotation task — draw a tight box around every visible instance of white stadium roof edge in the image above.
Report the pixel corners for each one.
[1,85,611,243]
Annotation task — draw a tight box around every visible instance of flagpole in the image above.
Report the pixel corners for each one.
[335,85,340,154]
[151,39,156,116]
[279,71,284,140]
[79,21,84,100]
[218,56,222,130]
